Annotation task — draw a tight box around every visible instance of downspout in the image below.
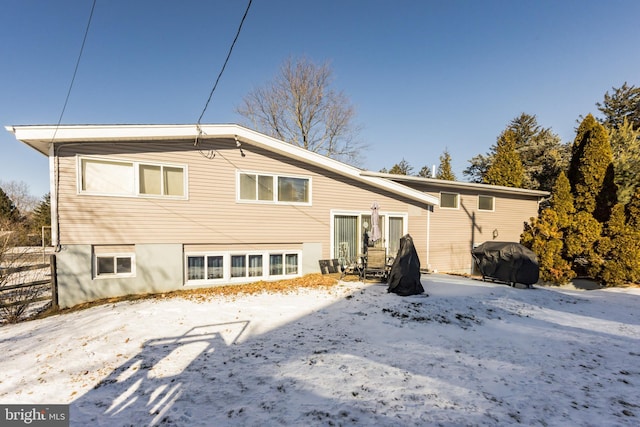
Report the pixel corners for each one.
[426,204,431,272]
[50,142,86,251]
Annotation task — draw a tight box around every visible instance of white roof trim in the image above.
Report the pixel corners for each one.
[6,123,439,206]
[361,171,549,197]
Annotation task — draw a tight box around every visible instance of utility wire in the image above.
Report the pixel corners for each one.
[52,0,96,252]
[196,0,252,125]
[52,0,97,142]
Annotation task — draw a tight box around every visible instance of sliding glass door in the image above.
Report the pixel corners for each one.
[333,213,405,260]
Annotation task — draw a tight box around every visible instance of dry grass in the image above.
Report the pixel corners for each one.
[178,273,343,302]
[40,273,349,319]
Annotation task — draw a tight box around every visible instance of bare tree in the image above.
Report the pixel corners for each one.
[237,56,364,165]
[0,218,44,323]
[0,180,39,214]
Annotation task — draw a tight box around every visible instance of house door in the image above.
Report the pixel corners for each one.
[333,213,404,261]
[388,216,404,257]
[334,215,358,262]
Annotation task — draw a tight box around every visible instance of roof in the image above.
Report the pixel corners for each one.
[5,123,440,207]
[361,171,550,198]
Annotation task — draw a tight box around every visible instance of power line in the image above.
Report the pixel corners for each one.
[196,0,252,125]
[52,0,97,252]
[52,0,97,142]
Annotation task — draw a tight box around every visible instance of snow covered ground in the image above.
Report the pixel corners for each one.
[1,274,639,426]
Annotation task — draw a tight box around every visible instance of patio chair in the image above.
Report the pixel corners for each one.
[361,247,391,282]
[338,242,363,279]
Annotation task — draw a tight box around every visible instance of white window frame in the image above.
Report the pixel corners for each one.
[478,194,495,212]
[93,252,136,279]
[77,155,188,199]
[138,163,186,197]
[184,250,302,285]
[330,210,408,259]
[236,171,312,205]
[440,192,460,209]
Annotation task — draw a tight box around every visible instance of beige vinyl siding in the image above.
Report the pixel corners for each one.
[184,243,302,252]
[55,139,429,262]
[389,177,542,274]
[93,244,135,254]
[427,191,539,273]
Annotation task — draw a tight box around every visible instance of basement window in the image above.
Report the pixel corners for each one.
[95,254,135,278]
[93,245,136,278]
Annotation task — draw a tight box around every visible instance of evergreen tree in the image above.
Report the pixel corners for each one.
[550,172,575,229]
[567,114,617,223]
[597,204,640,286]
[388,159,413,175]
[564,211,603,278]
[509,113,569,191]
[463,153,490,183]
[30,194,51,243]
[484,130,524,187]
[0,187,19,224]
[625,187,640,231]
[521,171,576,284]
[417,166,432,178]
[435,149,456,181]
[464,114,569,191]
[521,209,575,284]
[609,118,640,204]
[596,82,640,130]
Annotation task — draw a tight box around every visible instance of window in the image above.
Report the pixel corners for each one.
[249,255,263,277]
[188,255,224,281]
[332,212,406,259]
[187,256,205,280]
[238,172,310,204]
[278,177,309,203]
[231,255,247,278]
[79,156,186,198]
[440,192,459,209]
[207,256,223,279]
[270,254,283,275]
[285,254,298,275]
[240,174,274,201]
[388,217,404,256]
[81,159,135,195]
[334,215,358,261]
[478,195,494,211]
[138,164,185,197]
[185,251,300,284]
[95,254,135,278]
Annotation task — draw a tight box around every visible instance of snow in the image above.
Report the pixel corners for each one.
[1,273,639,426]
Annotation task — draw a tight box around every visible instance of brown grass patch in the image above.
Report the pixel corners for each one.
[178,273,342,301]
[40,273,345,319]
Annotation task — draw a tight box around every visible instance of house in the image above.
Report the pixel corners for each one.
[6,124,547,308]
[361,172,549,273]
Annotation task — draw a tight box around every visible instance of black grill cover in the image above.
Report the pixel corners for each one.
[471,241,539,285]
[387,234,424,296]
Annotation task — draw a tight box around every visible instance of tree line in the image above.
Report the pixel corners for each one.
[474,83,639,286]
[4,52,637,286]
[379,149,457,181]
[236,58,639,286]
[520,108,640,287]
[0,182,50,247]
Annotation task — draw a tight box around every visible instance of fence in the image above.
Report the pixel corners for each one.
[0,250,57,322]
